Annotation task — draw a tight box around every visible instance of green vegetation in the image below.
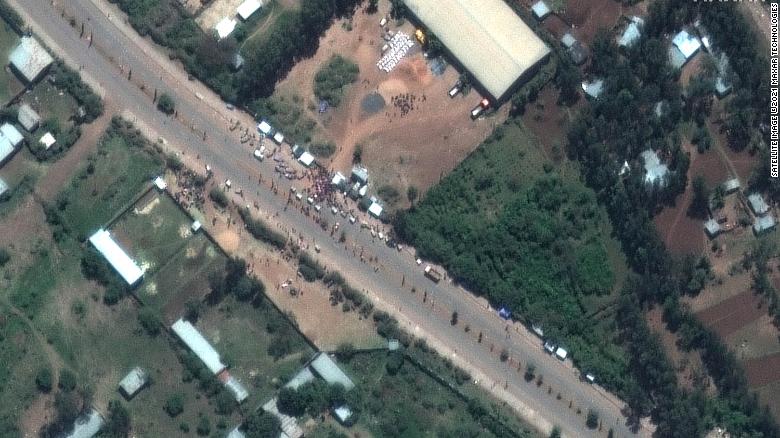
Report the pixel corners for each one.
[49,61,104,123]
[157,93,175,115]
[238,207,287,250]
[242,410,281,437]
[53,117,163,239]
[277,381,349,418]
[310,142,336,158]
[313,55,359,107]
[396,122,624,386]
[0,247,9,266]
[249,94,318,144]
[209,186,229,208]
[35,368,53,393]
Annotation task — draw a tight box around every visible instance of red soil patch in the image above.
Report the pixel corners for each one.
[653,189,704,256]
[559,0,624,45]
[743,352,780,387]
[521,86,582,160]
[695,290,768,338]
[542,14,571,40]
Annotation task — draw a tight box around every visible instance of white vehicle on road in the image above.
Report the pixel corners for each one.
[253,145,266,161]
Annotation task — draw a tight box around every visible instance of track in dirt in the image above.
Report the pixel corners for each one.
[695,290,767,338]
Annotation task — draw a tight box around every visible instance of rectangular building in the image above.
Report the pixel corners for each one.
[402,0,550,102]
[88,229,144,286]
[171,319,227,375]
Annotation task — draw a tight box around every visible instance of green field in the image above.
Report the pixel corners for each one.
[396,120,631,391]
[196,295,315,407]
[57,126,163,239]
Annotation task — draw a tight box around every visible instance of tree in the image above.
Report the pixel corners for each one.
[586,409,599,429]
[366,0,378,13]
[549,426,562,438]
[277,387,307,417]
[450,311,458,326]
[164,394,185,417]
[389,0,407,18]
[555,58,581,106]
[406,185,418,204]
[214,389,235,415]
[157,93,176,115]
[103,400,131,437]
[234,276,262,301]
[138,308,162,336]
[0,247,10,266]
[687,176,709,219]
[352,144,363,163]
[184,299,203,322]
[59,369,77,392]
[196,416,211,436]
[243,410,281,438]
[36,368,53,393]
[335,343,356,361]
[385,351,404,375]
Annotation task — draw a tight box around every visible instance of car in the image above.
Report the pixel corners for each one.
[314,204,322,212]
[543,340,556,354]
[416,258,422,265]
[331,206,339,214]
[307,197,314,204]
[349,215,356,224]
[224,179,232,188]
[296,193,303,200]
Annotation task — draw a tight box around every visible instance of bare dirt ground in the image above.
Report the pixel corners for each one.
[743,352,780,387]
[740,1,770,51]
[196,0,244,31]
[557,0,623,46]
[685,271,751,313]
[695,290,768,339]
[271,1,504,205]
[521,86,582,162]
[725,314,780,361]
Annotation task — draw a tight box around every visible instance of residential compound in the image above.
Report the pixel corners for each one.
[401,0,550,102]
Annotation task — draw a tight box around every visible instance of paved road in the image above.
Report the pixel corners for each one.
[11,1,648,436]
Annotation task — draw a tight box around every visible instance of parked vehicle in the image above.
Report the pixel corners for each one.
[470,98,490,119]
[448,82,462,98]
[424,265,442,282]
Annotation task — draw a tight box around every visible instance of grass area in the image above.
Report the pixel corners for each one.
[23,82,79,131]
[57,130,163,240]
[0,304,48,437]
[0,18,21,104]
[196,295,315,407]
[337,350,538,437]
[0,149,44,218]
[249,92,320,144]
[396,119,632,393]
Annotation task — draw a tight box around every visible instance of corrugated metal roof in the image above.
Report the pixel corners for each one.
[171,319,227,375]
[403,0,550,101]
[9,36,53,83]
[88,229,144,286]
[309,352,355,390]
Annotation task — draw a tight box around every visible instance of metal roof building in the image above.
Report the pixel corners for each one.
[285,367,315,390]
[88,229,144,286]
[309,352,355,390]
[618,16,643,48]
[641,149,669,187]
[9,36,53,83]
[0,123,23,166]
[748,193,770,216]
[581,79,604,99]
[669,30,701,69]
[704,218,721,238]
[721,178,740,194]
[236,0,263,20]
[754,215,777,235]
[402,0,550,102]
[118,367,148,399]
[62,409,104,438]
[171,319,227,375]
[18,103,41,132]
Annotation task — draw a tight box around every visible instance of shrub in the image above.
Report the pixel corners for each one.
[0,247,10,266]
[196,416,211,436]
[58,369,77,392]
[157,93,176,115]
[586,409,599,429]
[238,208,287,249]
[35,368,53,393]
[164,394,185,417]
[209,187,229,208]
[313,55,359,107]
[138,308,162,336]
[310,142,336,158]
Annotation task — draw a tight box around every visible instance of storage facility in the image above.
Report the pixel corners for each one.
[171,319,227,375]
[401,0,550,102]
[88,229,144,287]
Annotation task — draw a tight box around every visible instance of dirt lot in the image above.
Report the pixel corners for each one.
[695,290,768,339]
[743,352,780,387]
[270,1,504,206]
[557,0,624,45]
[196,0,245,31]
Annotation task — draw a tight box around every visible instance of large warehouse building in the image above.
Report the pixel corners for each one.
[403,0,550,102]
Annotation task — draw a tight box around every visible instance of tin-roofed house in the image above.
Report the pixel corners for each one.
[0,123,23,167]
[9,36,53,84]
[17,103,41,132]
[747,193,770,216]
[118,367,148,399]
[668,30,701,69]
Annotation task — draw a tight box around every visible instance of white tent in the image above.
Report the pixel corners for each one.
[257,120,273,135]
[368,202,383,218]
[298,151,315,167]
[215,18,237,39]
[39,132,56,150]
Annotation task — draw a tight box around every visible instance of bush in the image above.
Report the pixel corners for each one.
[58,369,77,392]
[0,247,9,266]
[243,410,281,437]
[164,394,185,417]
[310,142,336,158]
[586,409,599,429]
[138,308,162,336]
[238,208,287,249]
[157,93,176,115]
[313,55,359,107]
[50,61,104,122]
[209,187,229,208]
[196,416,211,436]
[35,368,53,393]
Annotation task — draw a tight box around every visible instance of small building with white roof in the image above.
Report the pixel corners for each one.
[236,0,263,20]
[669,30,701,69]
[273,132,285,145]
[0,177,8,198]
[88,229,144,286]
[704,218,721,238]
[618,16,644,48]
[285,367,316,390]
[153,176,167,191]
[62,409,104,438]
[368,201,383,219]
[747,193,770,216]
[257,120,273,136]
[222,373,249,403]
[171,319,227,375]
[721,178,740,194]
[118,367,148,399]
[0,123,23,166]
[9,36,54,83]
[555,347,568,361]
[754,215,777,235]
[531,1,551,20]
[215,18,237,40]
[581,79,604,99]
[298,151,315,167]
[332,406,354,425]
[17,103,41,132]
[641,149,669,187]
[39,132,56,150]
[309,352,355,390]
[226,426,246,438]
